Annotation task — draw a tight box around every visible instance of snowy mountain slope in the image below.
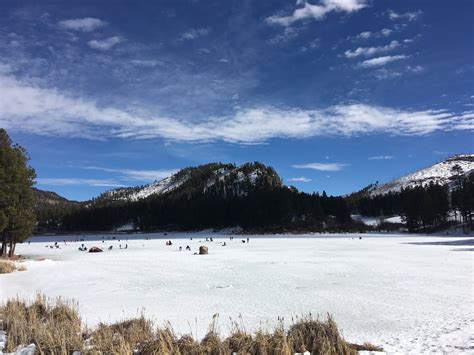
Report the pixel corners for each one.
[370,154,474,195]
[96,162,281,203]
[102,173,190,202]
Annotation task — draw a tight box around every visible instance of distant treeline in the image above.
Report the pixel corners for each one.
[35,163,473,234]
[348,172,473,232]
[54,188,353,233]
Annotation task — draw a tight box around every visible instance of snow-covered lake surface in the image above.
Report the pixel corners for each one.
[1,232,473,354]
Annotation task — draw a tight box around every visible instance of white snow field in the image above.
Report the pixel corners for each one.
[1,233,473,354]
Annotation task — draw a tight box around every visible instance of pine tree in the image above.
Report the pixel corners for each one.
[0,129,36,257]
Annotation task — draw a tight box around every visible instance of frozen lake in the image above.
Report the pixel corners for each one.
[1,232,473,353]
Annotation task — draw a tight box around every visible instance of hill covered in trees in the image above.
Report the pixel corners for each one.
[367,154,474,195]
[33,188,80,233]
[346,155,474,232]
[35,162,355,233]
[33,156,474,234]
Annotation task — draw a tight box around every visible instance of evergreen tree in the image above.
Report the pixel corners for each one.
[452,172,474,228]
[0,129,36,257]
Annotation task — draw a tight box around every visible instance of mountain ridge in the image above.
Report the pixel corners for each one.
[34,155,474,204]
[93,162,282,204]
[367,154,474,196]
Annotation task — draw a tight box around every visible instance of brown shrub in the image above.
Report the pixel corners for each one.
[286,315,356,355]
[175,334,201,355]
[0,260,16,274]
[91,316,154,353]
[268,326,292,355]
[247,330,272,354]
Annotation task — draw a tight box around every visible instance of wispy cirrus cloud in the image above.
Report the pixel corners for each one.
[368,155,394,160]
[180,28,210,41]
[292,163,349,171]
[354,28,392,40]
[372,64,424,80]
[344,40,400,58]
[268,27,300,44]
[388,10,422,22]
[88,36,122,50]
[358,55,408,68]
[36,178,124,187]
[58,17,107,32]
[266,0,367,26]
[287,176,312,182]
[0,71,472,144]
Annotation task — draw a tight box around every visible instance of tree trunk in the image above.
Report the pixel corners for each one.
[1,232,7,257]
[11,242,16,258]
[8,238,14,258]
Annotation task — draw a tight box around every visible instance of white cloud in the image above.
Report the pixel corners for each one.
[292,163,348,171]
[359,55,408,68]
[354,28,392,41]
[448,111,474,131]
[267,0,367,26]
[381,28,393,37]
[345,40,400,58]
[83,167,177,182]
[373,65,424,80]
[357,31,372,39]
[59,17,107,32]
[368,155,394,160]
[388,10,422,22]
[373,68,402,80]
[406,65,424,73]
[88,36,122,50]
[287,176,312,182]
[0,72,471,144]
[36,178,124,187]
[130,59,163,67]
[180,28,210,40]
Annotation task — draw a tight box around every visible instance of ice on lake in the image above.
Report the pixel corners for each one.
[1,232,473,353]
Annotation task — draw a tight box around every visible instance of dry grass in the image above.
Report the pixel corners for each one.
[286,315,355,355]
[347,341,384,352]
[0,294,83,353]
[0,295,382,354]
[0,260,16,274]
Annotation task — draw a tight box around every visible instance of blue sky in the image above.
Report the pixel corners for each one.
[0,0,473,201]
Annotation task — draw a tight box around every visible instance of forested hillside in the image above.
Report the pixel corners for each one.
[347,172,473,232]
[34,156,474,234]
[35,162,355,233]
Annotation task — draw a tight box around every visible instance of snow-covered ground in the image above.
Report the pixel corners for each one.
[1,233,473,354]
